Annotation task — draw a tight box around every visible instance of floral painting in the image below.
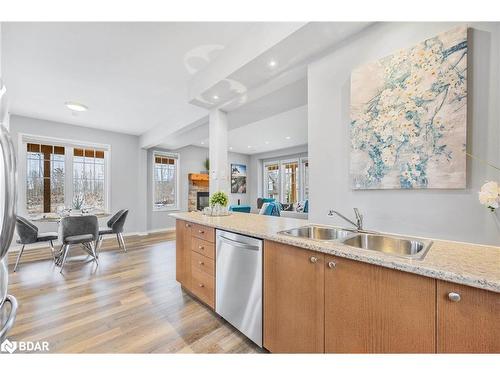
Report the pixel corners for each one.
[350,26,467,189]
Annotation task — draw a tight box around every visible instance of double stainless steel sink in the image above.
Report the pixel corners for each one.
[280,226,355,241]
[278,225,432,260]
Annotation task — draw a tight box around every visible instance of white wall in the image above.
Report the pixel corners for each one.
[9,115,145,234]
[248,144,308,210]
[308,22,500,245]
[147,145,250,231]
[0,22,3,77]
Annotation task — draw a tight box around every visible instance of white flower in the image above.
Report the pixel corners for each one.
[381,147,395,166]
[410,154,420,165]
[478,181,500,210]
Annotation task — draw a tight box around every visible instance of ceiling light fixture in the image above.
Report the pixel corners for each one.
[201,141,205,145]
[65,101,88,112]
[285,136,291,140]
[229,146,233,150]
[212,95,219,100]
[247,145,252,149]
[264,141,270,145]
[268,59,278,68]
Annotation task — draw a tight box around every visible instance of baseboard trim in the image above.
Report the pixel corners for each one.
[8,227,176,253]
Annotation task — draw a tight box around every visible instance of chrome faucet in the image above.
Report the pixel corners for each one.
[328,208,363,231]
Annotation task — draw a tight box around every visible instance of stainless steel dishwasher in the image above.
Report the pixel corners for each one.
[216,229,262,347]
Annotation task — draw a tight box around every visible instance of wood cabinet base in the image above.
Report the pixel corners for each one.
[437,280,500,353]
[325,256,436,353]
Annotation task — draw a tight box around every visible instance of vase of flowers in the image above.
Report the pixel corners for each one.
[479,181,500,212]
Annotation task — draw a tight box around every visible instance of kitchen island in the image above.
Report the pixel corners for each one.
[171,211,500,353]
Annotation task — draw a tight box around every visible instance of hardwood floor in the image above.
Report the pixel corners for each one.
[6,232,261,353]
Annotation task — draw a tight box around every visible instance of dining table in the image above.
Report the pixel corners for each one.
[29,212,111,265]
[30,212,111,223]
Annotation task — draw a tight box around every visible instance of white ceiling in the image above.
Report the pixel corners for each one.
[194,105,308,155]
[1,22,260,135]
[157,77,308,151]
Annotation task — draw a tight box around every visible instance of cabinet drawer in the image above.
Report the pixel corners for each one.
[191,267,215,309]
[192,224,214,243]
[191,251,215,277]
[191,237,215,259]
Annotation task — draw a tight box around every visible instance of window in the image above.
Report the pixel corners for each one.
[73,148,105,210]
[153,152,179,210]
[262,156,308,204]
[301,158,309,200]
[26,143,65,214]
[264,163,280,200]
[282,160,299,204]
[20,135,109,215]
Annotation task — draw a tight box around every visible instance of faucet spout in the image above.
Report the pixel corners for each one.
[328,208,363,231]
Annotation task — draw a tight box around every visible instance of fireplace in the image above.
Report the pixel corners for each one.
[188,173,209,211]
[197,192,209,211]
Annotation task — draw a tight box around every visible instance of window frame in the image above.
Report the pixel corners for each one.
[300,157,309,201]
[263,160,281,201]
[262,156,308,204]
[151,151,180,212]
[280,157,300,205]
[18,133,111,216]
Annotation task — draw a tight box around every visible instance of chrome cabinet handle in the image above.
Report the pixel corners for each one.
[309,256,319,263]
[199,230,205,234]
[0,124,17,259]
[185,223,191,228]
[199,245,204,250]
[448,292,461,302]
[198,261,204,265]
[328,261,336,269]
[199,283,204,288]
[0,295,18,342]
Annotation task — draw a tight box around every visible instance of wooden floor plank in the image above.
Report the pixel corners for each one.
[6,231,260,353]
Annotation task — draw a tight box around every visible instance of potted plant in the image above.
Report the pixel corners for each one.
[209,191,229,216]
[202,158,209,174]
[72,194,85,212]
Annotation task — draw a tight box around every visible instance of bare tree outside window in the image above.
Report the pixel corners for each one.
[73,148,105,210]
[154,154,177,209]
[26,144,65,214]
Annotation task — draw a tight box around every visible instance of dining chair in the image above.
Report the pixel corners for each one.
[58,215,99,273]
[98,209,129,252]
[14,216,59,272]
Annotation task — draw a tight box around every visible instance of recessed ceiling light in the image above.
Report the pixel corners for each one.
[285,136,291,140]
[264,140,270,145]
[268,59,278,68]
[247,145,252,149]
[229,146,233,150]
[212,95,219,100]
[201,141,205,145]
[65,101,88,112]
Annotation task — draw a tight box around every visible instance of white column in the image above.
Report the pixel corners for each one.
[136,147,149,234]
[209,108,229,195]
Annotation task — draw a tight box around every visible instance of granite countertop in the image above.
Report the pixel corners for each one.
[170,211,500,293]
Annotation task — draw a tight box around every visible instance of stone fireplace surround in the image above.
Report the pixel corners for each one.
[188,173,209,212]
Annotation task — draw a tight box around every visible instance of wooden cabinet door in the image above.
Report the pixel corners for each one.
[437,280,500,353]
[263,241,324,353]
[324,256,436,353]
[175,220,192,290]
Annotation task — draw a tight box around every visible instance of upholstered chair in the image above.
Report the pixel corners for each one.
[98,209,129,251]
[14,216,58,272]
[58,215,99,273]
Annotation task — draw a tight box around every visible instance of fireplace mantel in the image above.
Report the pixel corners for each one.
[188,173,209,211]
